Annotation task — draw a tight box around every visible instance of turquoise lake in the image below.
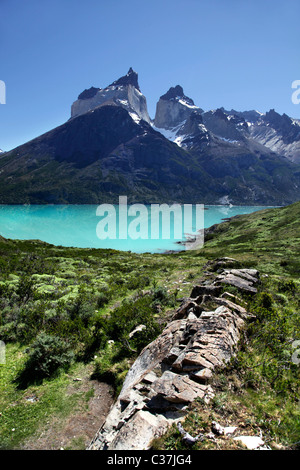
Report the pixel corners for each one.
[0,205,274,253]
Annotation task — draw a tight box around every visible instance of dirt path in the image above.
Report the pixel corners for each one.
[21,378,114,450]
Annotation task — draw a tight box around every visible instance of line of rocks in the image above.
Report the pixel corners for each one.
[88,258,260,451]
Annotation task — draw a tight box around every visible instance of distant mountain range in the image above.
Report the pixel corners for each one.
[0,68,300,205]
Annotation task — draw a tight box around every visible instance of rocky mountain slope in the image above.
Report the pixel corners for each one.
[71,67,151,124]
[153,87,300,165]
[0,68,300,205]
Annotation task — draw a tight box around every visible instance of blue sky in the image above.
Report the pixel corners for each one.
[0,0,299,151]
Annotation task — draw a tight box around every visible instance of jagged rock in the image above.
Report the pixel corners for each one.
[153,85,202,130]
[71,68,151,123]
[119,319,187,397]
[190,285,223,299]
[172,300,201,320]
[213,271,258,294]
[106,410,170,451]
[109,67,140,91]
[142,371,158,384]
[88,262,258,451]
[163,345,186,365]
[212,297,253,322]
[152,370,214,404]
[171,307,242,372]
[190,368,213,384]
[207,257,242,272]
[220,291,243,304]
[78,86,100,100]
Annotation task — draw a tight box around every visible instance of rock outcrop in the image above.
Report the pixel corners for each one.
[153,85,203,130]
[88,259,260,451]
[71,68,151,123]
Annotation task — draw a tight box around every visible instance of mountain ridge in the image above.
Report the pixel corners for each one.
[1,68,300,205]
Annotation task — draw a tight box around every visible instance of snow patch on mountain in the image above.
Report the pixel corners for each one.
[71,68,151,124]
[152,121,186,142]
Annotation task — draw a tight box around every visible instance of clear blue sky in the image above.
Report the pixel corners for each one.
[0,0,299,151]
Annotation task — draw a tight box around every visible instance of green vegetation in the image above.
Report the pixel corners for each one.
[153,201,300,450]
[0,238,200,448]
[1,201,300,449]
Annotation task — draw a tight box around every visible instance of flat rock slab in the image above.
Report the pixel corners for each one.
[152,370,214,403]
[106,410,170,451]
[214,273,258,294]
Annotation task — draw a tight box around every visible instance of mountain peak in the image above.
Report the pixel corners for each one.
[71,68,150,122]
[159,85,196,109]
[160,85,185,101]
[154,85,202,130]
[108,67,140,91]
[78,86,100,100]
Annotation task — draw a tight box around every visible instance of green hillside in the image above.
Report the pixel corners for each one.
[200,200,300,275]
[0,202,299,450]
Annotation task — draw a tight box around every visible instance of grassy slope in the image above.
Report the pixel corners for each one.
[0,202,300,449]
[201,201,300,272]
[155,201,300,450]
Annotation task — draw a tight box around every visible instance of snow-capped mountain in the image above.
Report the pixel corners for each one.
[71,70,300,164]
[245,109,300,163]
[152,86,300,164]
[1,68,300,206]
[71,67,151,124]
[152,86,252,150]
[153,85,203,129]
[152,86,210,149]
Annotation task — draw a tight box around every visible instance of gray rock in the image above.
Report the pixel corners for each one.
[88,263,259,451]
[152,370,214,403]
[190,368,213,384]
[107,410,170,451]
[190,285,223,299]
[214,272,258,294]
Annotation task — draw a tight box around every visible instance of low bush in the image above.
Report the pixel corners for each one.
[16,333,74,387]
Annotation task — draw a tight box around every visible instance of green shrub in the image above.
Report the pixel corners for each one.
[66,285,95,326]
[126,275,150,290]
[258,292,273,309]
[92,343,129,394]
[278,280,297,294]
[96,291,111,308]
[104,295,161,355]
[16,275,35,304]
[152,286,170,305]
[17,333,74,386]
